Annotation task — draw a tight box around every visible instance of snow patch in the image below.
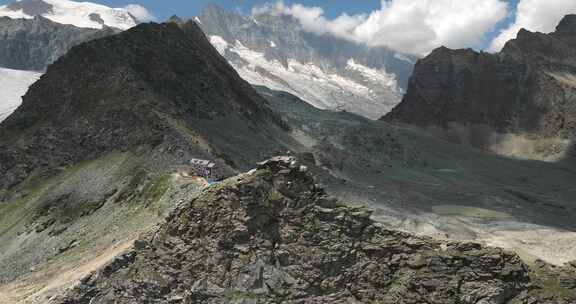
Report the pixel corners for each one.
[394,53,415,64]
[209,35,228,56]
[269,40,277,48]
[0,67,41,122]
[346,59,399,92]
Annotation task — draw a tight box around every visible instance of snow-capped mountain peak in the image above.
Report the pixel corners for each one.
[0,0,138,30]
[196,4,416,119]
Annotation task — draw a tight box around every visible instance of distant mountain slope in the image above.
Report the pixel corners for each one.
[196,4,416,119]
[383,15,576,161]
[0,0,138,30]
[0,67,40,122]
[0,15,117,71]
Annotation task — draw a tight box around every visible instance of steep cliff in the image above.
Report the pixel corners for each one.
[383,15,576,160]
[0,20,292,190]
[0,20,296,291]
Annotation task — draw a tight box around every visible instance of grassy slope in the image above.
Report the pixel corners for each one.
[0,150,207,303]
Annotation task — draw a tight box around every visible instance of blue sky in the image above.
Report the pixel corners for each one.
[0,0,515,22]
[93,0,383,20]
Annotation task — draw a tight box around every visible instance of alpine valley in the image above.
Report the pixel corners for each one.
[1,1,576,304]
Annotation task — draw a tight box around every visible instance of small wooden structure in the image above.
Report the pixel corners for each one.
[190,158,217,179]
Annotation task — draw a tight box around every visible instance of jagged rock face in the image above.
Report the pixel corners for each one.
[0,20,289,190]
[196,5,416,119]
[55,156,545,304]
[0,16,117,71]
[384,47,528,130]
[383,15,576,159]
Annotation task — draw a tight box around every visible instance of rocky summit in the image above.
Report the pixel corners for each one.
[383,15,576,161]
[54,156,576,304]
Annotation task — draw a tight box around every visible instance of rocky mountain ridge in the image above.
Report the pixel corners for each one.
[383,15,576,161]
[54,157,576,303]
[259,86,576,268]
[0,18,304,303]
[3,7,576,304]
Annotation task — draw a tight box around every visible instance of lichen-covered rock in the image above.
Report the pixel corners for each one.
[54,157,565,304]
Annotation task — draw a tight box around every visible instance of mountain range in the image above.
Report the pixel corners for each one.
[0,18,299,302]
[196,4,415,119]
[0,2,416,124]
[1,1,576,303]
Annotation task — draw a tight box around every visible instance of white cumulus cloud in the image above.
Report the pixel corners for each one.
[252,0,508,56]
[490,0,576,52]
[125,4,155,22]
[252,2,366,40]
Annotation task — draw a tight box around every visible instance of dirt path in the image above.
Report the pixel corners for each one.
[0,238,136,304]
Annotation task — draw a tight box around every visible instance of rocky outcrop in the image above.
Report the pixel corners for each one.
[0,15,117,71]
[0,20,291,191]
[383,15,576,159]
[55,156,576,303]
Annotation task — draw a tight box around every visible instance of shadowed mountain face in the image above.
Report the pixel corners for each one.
[196,4,415,119]
[383,15,576,161]
[0,20,291,191]
[0,16,117,71]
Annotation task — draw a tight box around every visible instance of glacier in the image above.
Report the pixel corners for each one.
[0,67,41,122]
